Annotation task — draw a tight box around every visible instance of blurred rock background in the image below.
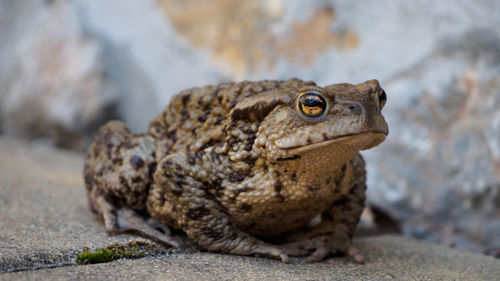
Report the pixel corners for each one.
[1,0,499,256]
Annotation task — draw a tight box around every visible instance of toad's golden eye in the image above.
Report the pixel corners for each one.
[298,92,327,118]
[379,90,387,109]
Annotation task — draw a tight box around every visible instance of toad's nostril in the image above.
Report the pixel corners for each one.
[346,103,362,114]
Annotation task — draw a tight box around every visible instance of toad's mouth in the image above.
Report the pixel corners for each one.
[277,131,387,155]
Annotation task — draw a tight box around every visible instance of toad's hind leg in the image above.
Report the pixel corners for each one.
[84,121,179,248]
[154,153,289,263]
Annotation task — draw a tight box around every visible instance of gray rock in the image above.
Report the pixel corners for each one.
[73,0,225,132]
[365,28,500,254]
[0,0,117,150]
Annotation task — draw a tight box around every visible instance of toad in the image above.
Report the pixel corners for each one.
[84,78,388,263]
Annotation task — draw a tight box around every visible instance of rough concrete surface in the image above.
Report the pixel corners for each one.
[0,137,145,272]
[1,137,499,280]
[3,236,500,281]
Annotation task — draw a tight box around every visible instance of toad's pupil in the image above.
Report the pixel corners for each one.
[305,97,321,106]
[301,93,325,107]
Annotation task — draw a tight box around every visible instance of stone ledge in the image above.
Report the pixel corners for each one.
[2,236,500,281]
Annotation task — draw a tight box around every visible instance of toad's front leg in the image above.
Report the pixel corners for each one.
[279,154,366,263]
[154,152,289,263]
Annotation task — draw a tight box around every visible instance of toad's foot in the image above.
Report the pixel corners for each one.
[237,239,289,263]
[97,196,180,248]
[146,217,172,236]
[278,234,364,263]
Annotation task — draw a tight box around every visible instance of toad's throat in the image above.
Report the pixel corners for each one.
[278,131,387,153]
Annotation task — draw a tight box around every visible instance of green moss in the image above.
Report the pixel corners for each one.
[75,241,164,265]
[75,248,119,264]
